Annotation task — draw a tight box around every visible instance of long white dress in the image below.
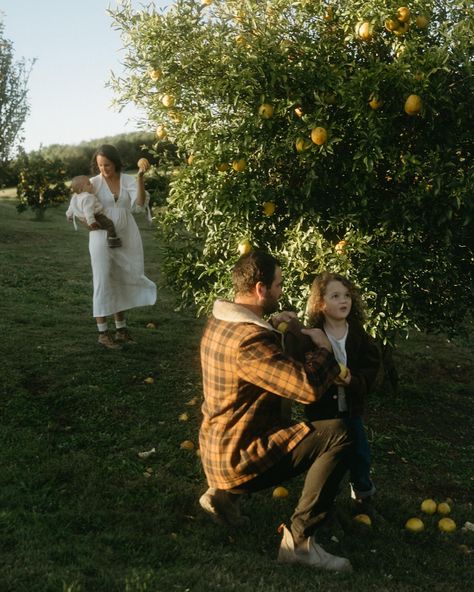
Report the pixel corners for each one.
[89,173,157,317]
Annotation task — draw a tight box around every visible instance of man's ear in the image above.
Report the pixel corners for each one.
[255,281,267,301]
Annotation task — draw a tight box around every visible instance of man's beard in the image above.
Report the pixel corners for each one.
[262,294,279,315]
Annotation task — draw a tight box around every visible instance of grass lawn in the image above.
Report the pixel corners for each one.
[0,196,473,591]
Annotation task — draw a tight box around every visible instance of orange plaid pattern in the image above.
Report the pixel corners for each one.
[199,305,340,489]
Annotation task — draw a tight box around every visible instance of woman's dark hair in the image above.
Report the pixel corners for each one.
[90,144,123,175]
[232,250,280,295]
[306,271,366,327]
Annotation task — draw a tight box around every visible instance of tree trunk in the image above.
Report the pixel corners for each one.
[35,208,45,221]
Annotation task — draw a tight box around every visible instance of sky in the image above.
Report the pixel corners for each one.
[1,0,170,152]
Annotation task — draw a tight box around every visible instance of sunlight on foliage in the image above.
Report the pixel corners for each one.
[110,0,473,340]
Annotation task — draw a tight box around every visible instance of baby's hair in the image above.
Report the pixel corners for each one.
[306,271,366,327]
[70,175,90,194]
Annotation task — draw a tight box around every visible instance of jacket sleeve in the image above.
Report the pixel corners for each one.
[347,332,381,398]
[238,327,340,405]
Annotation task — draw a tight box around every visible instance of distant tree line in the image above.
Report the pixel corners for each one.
[0,131,177,190]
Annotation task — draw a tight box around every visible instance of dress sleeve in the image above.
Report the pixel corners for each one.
[122,174,150,213]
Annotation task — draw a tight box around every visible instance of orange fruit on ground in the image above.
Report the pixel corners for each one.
[420,499,437,514]
[438,517,456,532]
[310,126,328,145]
[437,502,451,514]
[397,7,411,23]
[335,239,347,254]
[272,486,289,498]
[232,158,247,172]
[405,517,424,532]
[353,513,372,526]
[258,103,274,119]
[180,440,194,450]
[404,94,422,115]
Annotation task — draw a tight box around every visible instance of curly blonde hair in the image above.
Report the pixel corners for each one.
[306,272,366,327]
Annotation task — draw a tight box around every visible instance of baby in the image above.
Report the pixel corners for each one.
[66,175,121,248]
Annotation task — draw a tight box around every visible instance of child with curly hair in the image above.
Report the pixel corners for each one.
[304,272,381,519]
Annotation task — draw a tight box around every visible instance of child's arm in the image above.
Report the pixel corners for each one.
[347,332,381,396]
[83,195,100,228]
[283,318,317,362]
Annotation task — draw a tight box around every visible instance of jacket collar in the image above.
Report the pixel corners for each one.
[212,299,276,331]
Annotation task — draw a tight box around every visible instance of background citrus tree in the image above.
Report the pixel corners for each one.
[110,0,473,342]
[16,152,69,220]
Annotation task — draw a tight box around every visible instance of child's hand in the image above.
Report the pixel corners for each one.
[334,367,352,386]
[89,222,101,230]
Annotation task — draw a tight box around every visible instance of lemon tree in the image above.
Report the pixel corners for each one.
[110,0,473,342]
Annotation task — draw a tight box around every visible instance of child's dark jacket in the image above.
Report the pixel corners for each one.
[284,318,381,420]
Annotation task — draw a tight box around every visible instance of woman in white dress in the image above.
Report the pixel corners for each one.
[89,144,157,349]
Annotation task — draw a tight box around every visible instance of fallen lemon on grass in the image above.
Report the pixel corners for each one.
[353,513,372,526]
[437,502,451,514]
[272,486,289,498]
[438,517,456,532]
[405,517,425,532]
[420,498,437,514]
[144,377,155,385]
[180,440,194,450]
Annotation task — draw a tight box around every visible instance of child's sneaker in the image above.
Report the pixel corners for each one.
[108,236,122,248]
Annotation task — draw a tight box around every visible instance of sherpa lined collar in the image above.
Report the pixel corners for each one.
[212,299,276,332]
